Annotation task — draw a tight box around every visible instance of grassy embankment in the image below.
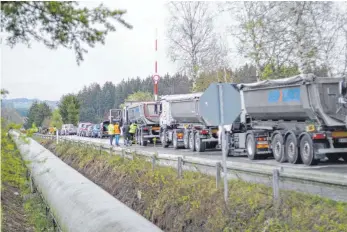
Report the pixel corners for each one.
[1,122,55,232]
[39,138,347,232]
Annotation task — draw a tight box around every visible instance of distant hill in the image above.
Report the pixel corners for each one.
[1,107,25,125]
[1,98,59,117]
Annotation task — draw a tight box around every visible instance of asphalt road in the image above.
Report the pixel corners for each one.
[65,135,347,175]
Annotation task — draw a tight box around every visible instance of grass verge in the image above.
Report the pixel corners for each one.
[1,121,56,232]
[39,138,347,232]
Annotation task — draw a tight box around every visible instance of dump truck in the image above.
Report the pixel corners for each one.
[200,74,347,165]
[122,101,161,146]
[160,93,219,151]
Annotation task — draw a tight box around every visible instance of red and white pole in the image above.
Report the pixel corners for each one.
[153,28,159,101]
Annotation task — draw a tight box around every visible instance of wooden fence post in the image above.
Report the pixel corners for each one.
[272,169,280,210]
[177,157,183,179]
[216,162,222,188]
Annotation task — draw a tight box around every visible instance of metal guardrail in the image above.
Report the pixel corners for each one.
[36,133,347,202]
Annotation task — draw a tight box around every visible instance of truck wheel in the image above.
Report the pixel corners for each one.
[272,133,287,163]
[183,132,190,149]
[189,133,196,151]
[285,133,301,164]
[246,134,258,160]
[195,134,206,152]
[326,154,341,162]
[161,132,169,148]
[173,133,179,149]
[299,134,318,166]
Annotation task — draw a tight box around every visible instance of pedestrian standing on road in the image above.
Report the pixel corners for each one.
[114,122,121,146]
[122,122,130,146]
[108,123,115,146]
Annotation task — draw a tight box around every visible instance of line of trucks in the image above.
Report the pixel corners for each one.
[115,74,347,166]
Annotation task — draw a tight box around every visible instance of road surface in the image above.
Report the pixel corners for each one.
[65,135,347,175]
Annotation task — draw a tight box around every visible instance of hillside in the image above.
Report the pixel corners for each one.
[1,108,24,124]
[1,98,59,117]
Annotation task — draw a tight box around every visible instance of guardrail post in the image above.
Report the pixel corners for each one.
[216,162,222,188]
[151,155,156,171]
[272,169,280,209]
[56,130,59,144]
[99,144,102,155]
[177,157,183,179]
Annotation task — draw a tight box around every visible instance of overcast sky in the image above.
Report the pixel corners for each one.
[1,0,183,101]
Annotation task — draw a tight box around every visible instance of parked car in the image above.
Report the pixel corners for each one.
[62,124,77,135]
[92,124,101,138]
[77,122,90,136]
[81,123,92,137]
[77,123,84,136]
[99,121,110,138]
[86,124,93,137]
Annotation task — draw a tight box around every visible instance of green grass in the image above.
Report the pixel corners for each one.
[40,138,347,232]
[1,120,56,232]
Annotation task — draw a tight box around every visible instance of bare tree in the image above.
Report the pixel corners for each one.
[166,2,222,84]
[226,2,294,81]
[225,1,347,79]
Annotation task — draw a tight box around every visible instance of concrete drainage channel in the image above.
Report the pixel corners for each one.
[38,134,347,202]
[11,131,162,232]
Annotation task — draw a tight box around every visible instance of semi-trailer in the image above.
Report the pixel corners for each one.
[200,74,347,165]
[160,93,219,151]
[121,101,161,146]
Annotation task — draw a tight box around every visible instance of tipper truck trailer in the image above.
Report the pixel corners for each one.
[122,101,161,146]
[160,93,219,151]
[200,74,347,165]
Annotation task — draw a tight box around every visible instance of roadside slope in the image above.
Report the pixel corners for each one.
[1,123,55,232]
[39,138,347,232]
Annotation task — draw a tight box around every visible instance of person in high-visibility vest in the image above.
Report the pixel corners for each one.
[129,121,137,144]
[108,123,115,146]
[114,122,121,146]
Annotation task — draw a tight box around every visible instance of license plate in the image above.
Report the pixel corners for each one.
[212,129,218,134]
[339,138,347,143]
[332,131,347,138]
[152,127,160,131]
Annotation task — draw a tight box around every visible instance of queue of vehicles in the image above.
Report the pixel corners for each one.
[53,74,347,166]
[117,74,347,166]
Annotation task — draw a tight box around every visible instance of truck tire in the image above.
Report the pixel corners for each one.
[183,132,190,149]
[189,132,196,151]
[299,134,318,166]
[173,133,179,149]
[195,134,206,152]
[285,133,301,164]
[326,154,341,162]
[246,134,258,160]
[272,133,287,163]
